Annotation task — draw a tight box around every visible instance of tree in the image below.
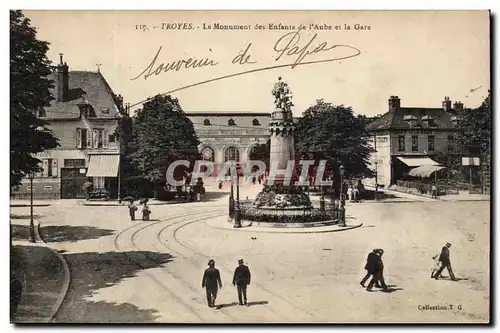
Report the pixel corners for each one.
[248,139,270,171]
[10,10,59,187]
[114,113,146,197]
[127,95,200,195]
[294,99,375,180]
[457,91,491,159]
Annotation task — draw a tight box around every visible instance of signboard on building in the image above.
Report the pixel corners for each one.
[462,157,481,166]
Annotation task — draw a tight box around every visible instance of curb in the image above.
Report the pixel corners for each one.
[207,219,363,234]
[10,204,52,208]
[35,222,70,323]
[81,200,192,207]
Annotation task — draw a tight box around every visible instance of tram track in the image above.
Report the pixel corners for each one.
[114,209,228,322]
[128,211,241,322]
[161,216,323,321]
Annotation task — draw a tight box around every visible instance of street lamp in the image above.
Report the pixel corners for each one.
[28,172,36,243]
[234,172,242,228]
[338,165,346,227]
[319,185,325,211]
[229,178,234,219]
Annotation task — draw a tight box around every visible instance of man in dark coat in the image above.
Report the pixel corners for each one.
[433,242,456,281]
[202,259,222,308]
[360,249,378,287]
[366,249,389,292]
[232,259,251,306]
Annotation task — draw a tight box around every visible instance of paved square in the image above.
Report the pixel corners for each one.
[10,187,490,323]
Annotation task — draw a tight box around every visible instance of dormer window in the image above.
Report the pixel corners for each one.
[228,118,236,126]
[421,115,435,127]
[101,108,109,114]
[403,115,418,126]
[450,116,459,125]
[203,119,211,126]
[252,118,261,126]
[78,104,96,118]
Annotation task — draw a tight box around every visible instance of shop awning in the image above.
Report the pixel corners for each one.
[397,156,440,167]
[86,154,119,177]
[408,165,446,178]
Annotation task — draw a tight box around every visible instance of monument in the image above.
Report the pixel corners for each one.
[268,76,295,184]
[251,77,312,211]
[232,77,341,226]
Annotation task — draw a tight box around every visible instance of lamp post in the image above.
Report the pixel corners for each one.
[28,173,36,243]
[338,165,346,227]
[229,179,234,219]
[319,185,325,211]
[234,172,242,228]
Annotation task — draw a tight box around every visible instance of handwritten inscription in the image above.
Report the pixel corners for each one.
[131,30,361,81]
[128,30,361,106]
[130,47,219,81]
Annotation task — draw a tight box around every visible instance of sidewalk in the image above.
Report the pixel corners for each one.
[11,242,67,323]
[10,200,53,207]
[80,198,191,206]
[364,185,436,202]
[437,191,490,202]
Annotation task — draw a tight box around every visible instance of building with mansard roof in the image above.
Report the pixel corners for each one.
[365,95,467,188]
[11,55,125,200]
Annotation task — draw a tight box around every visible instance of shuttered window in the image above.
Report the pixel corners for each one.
[103,129,109,148]
[51,159,58,177]
[76,129,82,148]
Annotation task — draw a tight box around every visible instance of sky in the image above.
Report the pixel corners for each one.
[25,10,490,117]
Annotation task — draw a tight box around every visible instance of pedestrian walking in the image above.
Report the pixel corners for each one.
[433,242,456,281]
[347,186,353,202]
[360,249,378,287]
[353,186,359,202]
[258,175,262,185]
[431,183,437,198]
[128,199,137,221]
[141,200,151,221]
[232,259,251,306]
[366,249,389,292]
[218,181,223,190]
[202,259,222,308]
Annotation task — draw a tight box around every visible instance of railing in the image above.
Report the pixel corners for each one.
[10,192,60,200]
[230,199,341,223]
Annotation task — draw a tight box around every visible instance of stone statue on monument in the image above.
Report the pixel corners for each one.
[272,77,294,109]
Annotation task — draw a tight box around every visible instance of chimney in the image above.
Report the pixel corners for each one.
[453,101,464,110]
[442,96,452,112]
[56,53,69,102]
[388,95,401,112]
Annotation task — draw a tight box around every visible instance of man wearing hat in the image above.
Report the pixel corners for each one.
[202,259,222,308]
[232,259,251,306]
[360,249,379,287]
[366,249,388,292]
[433,242,456,281]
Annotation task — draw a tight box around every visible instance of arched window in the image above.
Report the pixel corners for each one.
[252,118,260,126]
[203,119,211,126]
[228,118,236,126]
[201,146,214,162]
[224,146,240,162]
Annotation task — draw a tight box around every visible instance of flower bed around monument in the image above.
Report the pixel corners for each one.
[253,184,313,209]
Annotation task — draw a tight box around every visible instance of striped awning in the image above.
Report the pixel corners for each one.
[397,156,440,167]
[86,154,119,177]
[408,165,446,178]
